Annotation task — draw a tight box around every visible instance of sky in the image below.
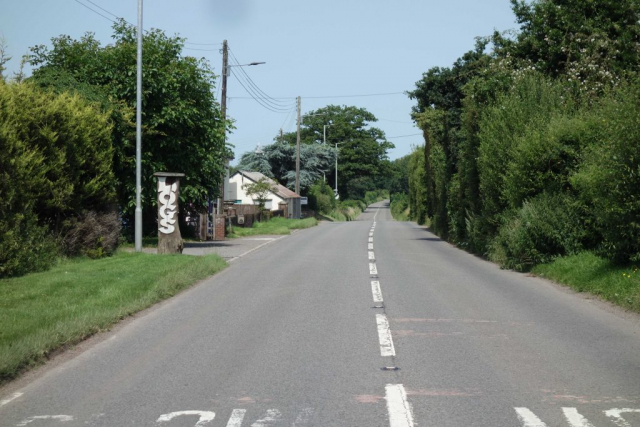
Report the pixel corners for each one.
[1,0,518,163]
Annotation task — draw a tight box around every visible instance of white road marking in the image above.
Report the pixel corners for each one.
[605,408,640,427]
[16,415,73,426]
[562,408,595,427]
[368,243,374,250]
[369,232,374,237]
[250,409,282,427]
[371,281,383,302]
[385,384,414,427]
[369,263,378,276]
[376,314,396,356]
[292,408,314,426]
[229,236,287,263]
[369,237,374,243]
[1,392,23,407]
[156,411,215,426]
[373,207,380,221]
[514,408,548,426]
[369,251,375,260]
[226,409,246,427]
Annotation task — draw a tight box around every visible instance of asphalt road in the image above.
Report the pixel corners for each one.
[1,201,639,426]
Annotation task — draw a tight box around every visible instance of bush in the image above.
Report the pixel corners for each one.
[390,193,410,221]
[571,80,640,263]
[62,211,122,258]
[489,192,588,271]
[0,213,60,278]
[308,181,337,215]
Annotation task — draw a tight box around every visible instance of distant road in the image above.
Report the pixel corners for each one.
[2,200,639,426]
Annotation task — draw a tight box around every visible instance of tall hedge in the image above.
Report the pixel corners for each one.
[0,81,115,277]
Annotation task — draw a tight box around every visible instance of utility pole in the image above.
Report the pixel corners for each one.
[217,40,228,216]
[295,96,301,195]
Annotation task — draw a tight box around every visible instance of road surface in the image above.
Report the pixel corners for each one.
[1,201,639,426]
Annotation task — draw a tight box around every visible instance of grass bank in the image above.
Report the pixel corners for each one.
[533,252,640,312]
[0,252,227,383]
[228,217,317,237]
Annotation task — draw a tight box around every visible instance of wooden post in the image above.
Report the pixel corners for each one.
[154,172,185,254]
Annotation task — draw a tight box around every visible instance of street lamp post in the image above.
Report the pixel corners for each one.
[334,140,348,200]
[134,0,143,252]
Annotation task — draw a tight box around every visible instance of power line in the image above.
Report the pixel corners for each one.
[83,0,120,19]
[184,42,222,46]
[228,48,295,109]
[72,0,116,23]
[387,133,422,138]
[229,68,292,113]
[183,47,220,52]
[228,91,406,100]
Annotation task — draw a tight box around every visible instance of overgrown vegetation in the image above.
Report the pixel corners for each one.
[402,0,640,276]
[0,252,227,383]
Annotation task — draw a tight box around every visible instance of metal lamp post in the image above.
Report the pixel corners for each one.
[134,0,143,252]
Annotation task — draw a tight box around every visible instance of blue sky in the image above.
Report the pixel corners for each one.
[1,0,518,162]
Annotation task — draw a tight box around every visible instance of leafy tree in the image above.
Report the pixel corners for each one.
[243,177,278,210]
[279,105,394,198]
[29,20,227,233]
[236,141,336,193]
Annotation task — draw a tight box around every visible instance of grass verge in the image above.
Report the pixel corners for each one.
[533,252,640,312]
[228,217,317,237]
[0,251,227,383]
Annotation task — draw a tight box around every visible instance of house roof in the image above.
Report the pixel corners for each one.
[233,170,301,199]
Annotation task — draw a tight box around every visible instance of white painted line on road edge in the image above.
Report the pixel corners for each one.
[514,408,548,426]
[385,384,414,427]
[371,281,383,302]
[0,391,23,406]
[157,411,215,426]
[228,236,287,263]
[368,243,374,250]
[562,408,595,427]
[17,415,74,426]
[226,409,246,427]
[369,263,378,276]
[605,408,640,427]
[376,314,396,356]
[369,251,375,260]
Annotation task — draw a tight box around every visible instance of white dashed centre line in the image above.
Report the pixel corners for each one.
[385,384,414,427]
[369,263,378,276]
[368,243,374,250]
[369,237,374,243]
[371,281,383,303]
[369,251,375,260]
[376,314,396,356]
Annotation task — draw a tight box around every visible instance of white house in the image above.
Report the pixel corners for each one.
[228,170,301,217]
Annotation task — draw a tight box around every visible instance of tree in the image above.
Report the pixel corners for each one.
[243,177,278,210]
[236,141,337,193]
[279,105,394,199]
[29,20,228,233]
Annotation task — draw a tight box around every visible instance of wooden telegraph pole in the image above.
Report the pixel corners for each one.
[218,40,228,216]
[295,96,301,195]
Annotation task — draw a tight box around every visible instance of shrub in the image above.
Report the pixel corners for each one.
[62,211,121,258]
[390,193,410,221]
[489,192,588,271]
[308,181,336,215]
[0,213,60,278]
[571,80,640,263]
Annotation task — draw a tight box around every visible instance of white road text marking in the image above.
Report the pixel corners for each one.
[605,408,640,427]
[157,411,215,426]
[376,314,396,356]
[225,409,246,427]
[250,409,282,427]
[514,407,547,426]
[385,384,414,427]
[371,281,383,303]
[562,408,595,427]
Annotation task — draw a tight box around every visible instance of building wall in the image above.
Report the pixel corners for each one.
[228,174,286,211]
